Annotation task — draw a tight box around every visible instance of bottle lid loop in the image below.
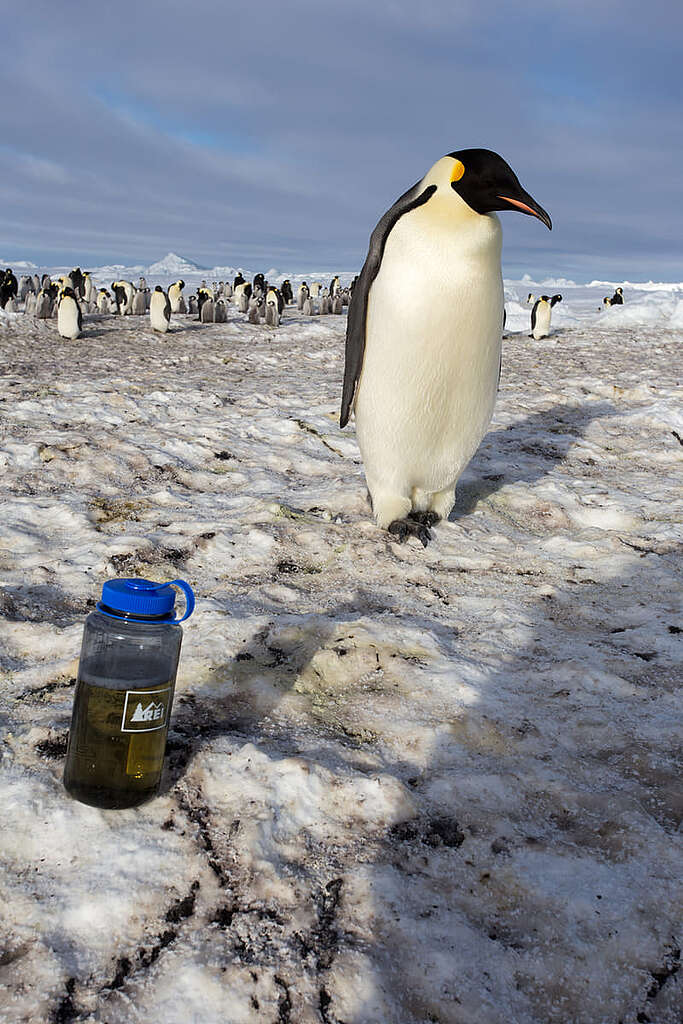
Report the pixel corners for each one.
[97,577,196,623]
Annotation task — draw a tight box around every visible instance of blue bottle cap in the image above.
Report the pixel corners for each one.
[98,578,195,623]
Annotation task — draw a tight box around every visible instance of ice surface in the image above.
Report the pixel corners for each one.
[0,281,681,1023]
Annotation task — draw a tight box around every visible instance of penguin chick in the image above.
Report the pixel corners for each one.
[340,147,551,545]
[57,287,82,339]
[150,286,171,333]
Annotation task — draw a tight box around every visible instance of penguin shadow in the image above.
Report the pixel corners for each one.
[452,399,616,519]
[159,593,388,793]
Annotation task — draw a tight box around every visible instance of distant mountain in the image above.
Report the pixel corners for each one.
[146,252,207,275]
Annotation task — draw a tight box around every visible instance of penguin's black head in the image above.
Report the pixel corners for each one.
[155,285,164,292]
[62,287,76,299]
[550,293,562,306]
[540,295,550,302]
[448,149,552,230]
[178,280,185,289]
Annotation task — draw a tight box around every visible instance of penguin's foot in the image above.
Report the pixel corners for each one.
[408,510,441,528]
[388,518,432,547]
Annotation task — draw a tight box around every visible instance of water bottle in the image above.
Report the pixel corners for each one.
[63,577,195,809]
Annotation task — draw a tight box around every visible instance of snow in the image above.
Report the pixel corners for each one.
[0,279,681,1023]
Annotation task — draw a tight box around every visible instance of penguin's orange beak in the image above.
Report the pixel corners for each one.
[497,194,552,230]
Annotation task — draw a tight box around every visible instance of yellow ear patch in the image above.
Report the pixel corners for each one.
[450,159,465,182]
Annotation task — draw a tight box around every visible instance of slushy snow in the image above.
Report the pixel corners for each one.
[0,272,681,1023]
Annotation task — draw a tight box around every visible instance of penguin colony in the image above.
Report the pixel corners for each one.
[3,264,353,341]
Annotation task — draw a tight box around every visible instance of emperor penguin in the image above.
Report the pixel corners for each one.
[96,288,110,313]
[168,280,185,313]
[188,295,198,315]
[340,147,551,545]
[310,282,322,298]
[526,292,535,305]
[332,293,343,314]
[25,291,37,315]
[247,297,261,323]
[150,286,171,333]
[530,295,551,338]
[302,296,315,316]
[297,282,309,310]
[330,275,341,296]
[602,296,612,308]
[281,279,293,304]
[214,298,227,322]
[131,288,146,315]
[265,288,281,326]
[200,295,215,322]
[610,286,624,305]
[32,273,41,293]
[57,287,82,339]
[36,289,53,318]
[82,272,95,304]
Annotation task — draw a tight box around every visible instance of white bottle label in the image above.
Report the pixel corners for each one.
[121,686,172,733]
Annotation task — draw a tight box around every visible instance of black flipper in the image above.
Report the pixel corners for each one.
[339,181,437,428]
[530,299,539,333]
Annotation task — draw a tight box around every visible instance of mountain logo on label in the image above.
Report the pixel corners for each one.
[130,701,165,723]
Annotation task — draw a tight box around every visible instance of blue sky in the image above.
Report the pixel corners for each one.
[1,0,681,279]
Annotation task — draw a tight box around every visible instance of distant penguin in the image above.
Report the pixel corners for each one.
[341,287,351,307]
[247,298,261,324]
[253,272,266,293]
[234,282,250,313]
[310,282,322,298]
[530,295,552,339]
[168,280,185,313]
[265,288,281,326]
[18,275,31,301]
[57,287,82,339]
[340,147,551,543]
[526,292,535,305]
[233,271,245,289]
[4,296,17,312]
[82,272,95,304]
[188,295,198,315]
[3,269,18,299]
[281,279,293,304]
[550,293,562,308]
[223,281,233,299]
[610,287,624,305]
[71,268,84,298]
[197,287,212,321]
[36,289,53,318]
[32,273,41,293]
[603,296,612,308]
[41,273,51,289]
[96,288,110,313]
[112,280,134,314]
[332,293,343,314]
[138,276,147,291]
[214,298,227,322]
[150,286,171,333]
[320,293,332,314]
[302,296,314,315]
[329,275,340,296]
[297,282,309,310]
[178,295,187,313]
[25,291,37,315]
[200,297,215,323]
[131,289,146,315]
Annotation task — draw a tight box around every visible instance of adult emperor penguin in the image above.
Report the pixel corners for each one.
[530,293,561,339]
[610,286,624,305]
[168,280,185,314]
[340,147,551,545]
[150,286,171,333]
[57,287,82,339]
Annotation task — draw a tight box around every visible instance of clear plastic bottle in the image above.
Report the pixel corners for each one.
[63,578,195,809]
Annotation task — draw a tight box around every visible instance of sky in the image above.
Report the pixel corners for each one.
[1,0,681,280]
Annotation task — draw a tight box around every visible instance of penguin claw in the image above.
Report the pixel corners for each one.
[388,518,432,547]
[408,511,441,527]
